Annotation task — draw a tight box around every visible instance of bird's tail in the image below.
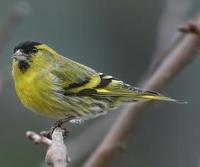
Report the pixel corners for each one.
[134,90,187,104]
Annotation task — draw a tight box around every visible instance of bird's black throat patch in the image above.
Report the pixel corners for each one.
[18,61,30,73]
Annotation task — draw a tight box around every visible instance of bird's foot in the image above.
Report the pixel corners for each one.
[40,126,69,140]
[40,117,73,139]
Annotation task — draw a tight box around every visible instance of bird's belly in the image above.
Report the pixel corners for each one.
[14,77,67,118]
[60,95,111,120]
[16,85,59,117]
[16,83,112,119]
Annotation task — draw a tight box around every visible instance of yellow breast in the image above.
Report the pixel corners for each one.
[12,60,62,118]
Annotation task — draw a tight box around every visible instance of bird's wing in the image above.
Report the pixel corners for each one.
[50,56,101,92]
[50,56,127,96]
[51,56,183,103]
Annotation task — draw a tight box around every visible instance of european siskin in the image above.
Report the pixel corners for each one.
[12,41,185,123]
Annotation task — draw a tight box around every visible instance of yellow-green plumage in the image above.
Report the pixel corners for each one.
[12,41,185,121]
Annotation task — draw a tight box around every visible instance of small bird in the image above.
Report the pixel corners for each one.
[12,41,185,123]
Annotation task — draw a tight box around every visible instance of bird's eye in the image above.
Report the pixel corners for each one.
[32,48,38,53]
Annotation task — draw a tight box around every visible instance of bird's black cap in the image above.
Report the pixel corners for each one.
[14,41,41,54]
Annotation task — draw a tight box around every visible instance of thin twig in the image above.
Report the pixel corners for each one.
[26,127,70,167]
[83,18,200,167]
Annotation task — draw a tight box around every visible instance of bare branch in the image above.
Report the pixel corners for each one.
[26,131,52,145]
[178,20,200,35]
[83,18,200,167]
[26,127,70,167]
[148,0,190,73]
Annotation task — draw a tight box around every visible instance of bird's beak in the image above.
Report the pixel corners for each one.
[12,50,28,61]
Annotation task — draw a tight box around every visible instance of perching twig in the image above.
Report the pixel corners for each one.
[26,127,70,167]
[83,18,200,167]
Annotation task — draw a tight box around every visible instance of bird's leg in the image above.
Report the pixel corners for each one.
[53,116,74,127]
[41,116,74,139]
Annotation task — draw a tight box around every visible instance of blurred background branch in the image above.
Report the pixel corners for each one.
[148,0,191,72]
[83,19,200,167]
[0,2,30,52]
[0,1,30,93]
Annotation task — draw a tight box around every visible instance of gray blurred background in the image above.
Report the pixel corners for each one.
[0,0,199,166]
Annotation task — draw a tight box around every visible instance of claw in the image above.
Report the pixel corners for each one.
[40,117,73,139]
